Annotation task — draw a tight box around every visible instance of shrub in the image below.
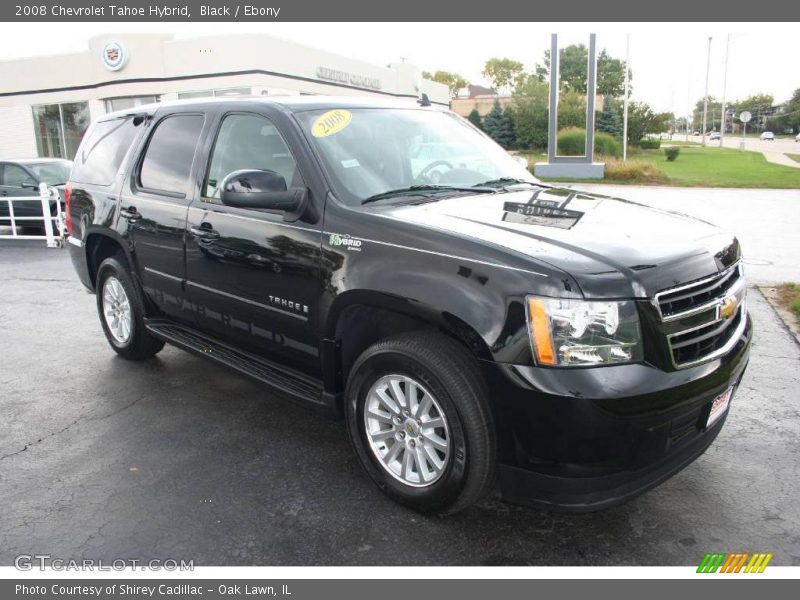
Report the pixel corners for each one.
[604,159,669,184]
[557,128,621,158]
[664,147,680,161]
[639,138,661,149]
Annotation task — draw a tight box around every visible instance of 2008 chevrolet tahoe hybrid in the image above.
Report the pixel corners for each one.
[65,97,751,514]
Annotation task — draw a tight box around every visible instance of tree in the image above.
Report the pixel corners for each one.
[421,70,468,99]
[482,58,525,94]
[734,93,776,131]
[767,88,800,133]
[510,75,550,149]
[467,108,482,130]
[624,101,665,144]
[534,45,630,97]
[692,96,722,132]
[483,100,516,148]
[557,90,587,129]
[596,97,623,138]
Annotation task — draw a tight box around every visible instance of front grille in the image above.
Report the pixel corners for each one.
[669,309,743,366]
[656,263,742,320]
[654,262,747,369]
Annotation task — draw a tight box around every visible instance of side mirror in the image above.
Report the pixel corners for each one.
[220,169,307,220]
[21,179,38,190]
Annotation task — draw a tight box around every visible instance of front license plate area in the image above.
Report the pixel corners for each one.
[707,387,733,427]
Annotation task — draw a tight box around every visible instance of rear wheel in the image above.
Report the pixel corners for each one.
[345,332,496,514]
[95,254,164,360]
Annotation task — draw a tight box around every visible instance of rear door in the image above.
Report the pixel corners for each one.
[184,109,324,375]
[120,108,213,323]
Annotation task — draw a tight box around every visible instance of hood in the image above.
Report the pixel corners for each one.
[379,186,740,298]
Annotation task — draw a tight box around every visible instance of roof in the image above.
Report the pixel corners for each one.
[101,95,442,121]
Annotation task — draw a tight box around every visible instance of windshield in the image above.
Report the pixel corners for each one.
[298,108,536,205]
[27,161,72,186]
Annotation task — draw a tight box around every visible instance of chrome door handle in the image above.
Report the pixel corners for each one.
[189,225,220,240]
[119,207,140,221]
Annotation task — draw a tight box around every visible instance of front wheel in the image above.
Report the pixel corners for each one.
[95,254,164,360]
[345,332,496,514]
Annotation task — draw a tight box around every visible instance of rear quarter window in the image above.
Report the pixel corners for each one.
[71,117,140,186]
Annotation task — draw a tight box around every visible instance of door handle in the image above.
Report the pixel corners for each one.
[119,206,140,221]
[189,224,220,240]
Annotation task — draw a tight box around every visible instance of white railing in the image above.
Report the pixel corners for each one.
[0,182,64,248]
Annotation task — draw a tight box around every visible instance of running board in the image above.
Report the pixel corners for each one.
[145,319,326,409]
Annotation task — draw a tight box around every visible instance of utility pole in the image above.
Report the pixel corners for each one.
[719,33,730,147]
[622,33,630,162]
[701,36,712,147]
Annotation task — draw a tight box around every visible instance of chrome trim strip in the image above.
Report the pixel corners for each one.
[144,267,183,282]
[653,261,742,321]
[324,231,548,278]
[667,302,747,370]
[66,236,83,248]
[186,280,308,321]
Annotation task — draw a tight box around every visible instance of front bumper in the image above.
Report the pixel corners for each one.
[483,311,752,512]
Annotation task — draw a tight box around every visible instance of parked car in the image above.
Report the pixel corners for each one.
[0,158,71,232]
[760,131,775,141]
[65,97,752,514]
[709,131,721,141]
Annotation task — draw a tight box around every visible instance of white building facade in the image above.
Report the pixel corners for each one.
[0,33,449,160]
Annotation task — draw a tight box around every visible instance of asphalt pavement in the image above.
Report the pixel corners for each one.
[1,243,799,566]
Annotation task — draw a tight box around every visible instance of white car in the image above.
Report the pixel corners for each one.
[760,131,775,141]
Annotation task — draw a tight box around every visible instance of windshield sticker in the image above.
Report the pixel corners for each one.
[341,158,360,169]
[312,109,352,138]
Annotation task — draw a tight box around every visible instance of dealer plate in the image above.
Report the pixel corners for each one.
[707,387,733,427]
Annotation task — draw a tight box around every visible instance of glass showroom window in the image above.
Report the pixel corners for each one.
[32,102,90,160]
[104,96,159,113]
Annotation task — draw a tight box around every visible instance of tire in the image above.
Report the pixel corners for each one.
[95,253,165,360]
[345,331,496,514]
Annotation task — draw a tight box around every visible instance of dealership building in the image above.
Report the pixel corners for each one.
[0,33,449,160]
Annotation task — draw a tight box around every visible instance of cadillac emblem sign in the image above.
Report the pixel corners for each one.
[101,41,128,72]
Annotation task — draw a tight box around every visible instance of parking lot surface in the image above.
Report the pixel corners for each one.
[1,243,799,566]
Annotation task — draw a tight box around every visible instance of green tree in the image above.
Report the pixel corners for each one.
[510,75,550,149]
[692,96,723,132]
[467,108,482,130]
[482,58,525,94]
[734,93,776,131]
[483,100,516,148]
[421,70,468,99]
[534,45,630,97]
[596,97,623,138]
[768,88,800,133]
[557,89,587,129]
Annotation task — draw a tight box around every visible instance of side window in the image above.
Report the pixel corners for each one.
[71,117,140,186]
[3,164,32,188]
[204,113,301,200]
[139,114,204,197]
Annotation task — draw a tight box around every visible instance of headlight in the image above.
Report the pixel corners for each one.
[526,296,643,366]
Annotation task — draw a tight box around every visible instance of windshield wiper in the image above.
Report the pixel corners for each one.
[361,184,495,205]
[472,177,539,190]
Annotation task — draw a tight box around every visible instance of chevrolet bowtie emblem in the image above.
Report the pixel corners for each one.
[719,295,739,320]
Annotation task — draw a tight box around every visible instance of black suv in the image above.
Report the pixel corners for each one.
[66,97,751,514]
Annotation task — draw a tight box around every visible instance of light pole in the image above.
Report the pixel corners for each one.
[719,34,730,147]
[701,36,712,147]
[622,34,630,162]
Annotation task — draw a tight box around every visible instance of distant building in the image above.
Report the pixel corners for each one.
[0,33,449,160]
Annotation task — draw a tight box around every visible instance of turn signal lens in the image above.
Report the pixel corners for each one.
[527,298,556,365]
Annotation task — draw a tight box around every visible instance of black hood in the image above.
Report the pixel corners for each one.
[380,186,741,298]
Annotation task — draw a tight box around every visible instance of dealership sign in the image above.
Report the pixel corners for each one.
[101,41,128,71]
[317,67,382,90]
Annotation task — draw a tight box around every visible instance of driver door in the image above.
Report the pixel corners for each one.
[185,111,323,376]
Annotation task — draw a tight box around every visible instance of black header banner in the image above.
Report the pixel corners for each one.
[2,0,799,22]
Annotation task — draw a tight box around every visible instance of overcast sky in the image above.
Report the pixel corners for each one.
[2,22,798,114]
